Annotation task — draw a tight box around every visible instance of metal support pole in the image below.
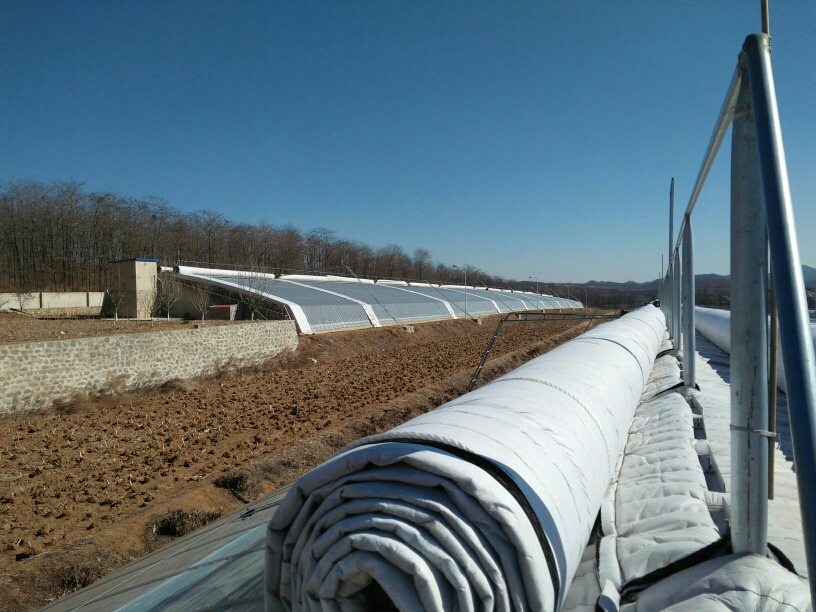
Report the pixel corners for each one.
[665,266,672,336]
[669,178,675,262]
[745,33,816,592]
[682,216,696,387]
[761,0,770,35]
[668,265,674,338]
[674,255,682,346]
[669,265,675,339]
[671,264,677,341]
[730,55,769,554]
[769,271,777,500]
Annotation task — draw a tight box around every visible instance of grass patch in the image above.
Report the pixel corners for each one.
[213,470,261,502]
[143,508,222,552]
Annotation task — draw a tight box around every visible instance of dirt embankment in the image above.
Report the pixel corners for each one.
[0,312,603,610]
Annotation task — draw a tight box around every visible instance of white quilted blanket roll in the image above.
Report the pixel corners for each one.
[266,306,666,611]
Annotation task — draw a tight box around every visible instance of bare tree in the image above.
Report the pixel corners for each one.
[106,288,126,321]
[0,294,8,311]
[157,277,183,320]
[0,179,524,294]
[15,291,36,314]
[239,271,268,320]
[189,284,211,322]
[412,248,432,280]
[137,282,158,324]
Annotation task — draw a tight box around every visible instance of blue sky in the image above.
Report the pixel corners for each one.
[1,1,814,282]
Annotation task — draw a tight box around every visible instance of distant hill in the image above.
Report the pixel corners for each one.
[581,265,816,289]
[802,265,816,285]
[583,279,660,288]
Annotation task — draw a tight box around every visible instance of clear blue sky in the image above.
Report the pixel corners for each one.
[1,1,814,282]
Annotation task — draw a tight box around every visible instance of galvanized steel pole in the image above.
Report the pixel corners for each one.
[668,266,674,339]
[745,32,816,592]
[667,266,673,338]
[730,56,769,555]
[668,179,676,343]
[682,216,696,387]
[664,261,674,338]
[669,178,675,265]
[670,264,676,341]
[674,256,682,346]
[769,271,778,500]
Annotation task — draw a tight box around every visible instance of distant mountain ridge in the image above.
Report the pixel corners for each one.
[579,265,816,288]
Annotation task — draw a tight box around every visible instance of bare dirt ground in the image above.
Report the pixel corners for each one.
[0,311,604,610]
[0,313,252,345]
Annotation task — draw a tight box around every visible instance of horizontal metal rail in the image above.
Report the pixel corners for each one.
[669,65,742,267]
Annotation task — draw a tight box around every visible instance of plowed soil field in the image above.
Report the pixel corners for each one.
[0,311,603,610]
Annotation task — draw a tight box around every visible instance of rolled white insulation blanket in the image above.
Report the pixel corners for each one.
[695,305,816,394]
[694,307,732,355]
[174,265,278,279]
[265,305,666,611]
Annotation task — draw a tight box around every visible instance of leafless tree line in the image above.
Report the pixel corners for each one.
[0,179,517,292]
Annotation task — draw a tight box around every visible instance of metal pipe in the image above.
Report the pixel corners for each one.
[674,257,682,346]
[669,265,676,340]
[682,215,696,387]
[730,56,769,554]
[668,266,673,338]
[761,0,770,35]
[769,271,777,499]
[669,178,675,263]
[668,264,673,338]
[668,265,674,339]
[745,32,816,591]
[671,65,743,265]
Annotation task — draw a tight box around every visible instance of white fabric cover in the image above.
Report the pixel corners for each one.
[620,553,811,611]
[265,306,666,611]
[694,308,732,356]
[695,305,816,394]
[614,393,720,581]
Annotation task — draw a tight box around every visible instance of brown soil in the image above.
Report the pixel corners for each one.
[0,311,603,610]
[0,313,253,346]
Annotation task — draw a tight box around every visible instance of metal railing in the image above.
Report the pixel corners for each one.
[659,33,816,600]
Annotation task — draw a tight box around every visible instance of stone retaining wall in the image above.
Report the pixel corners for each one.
[0,320,298,413]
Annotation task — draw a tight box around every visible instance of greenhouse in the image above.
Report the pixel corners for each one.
[172,266,583,334]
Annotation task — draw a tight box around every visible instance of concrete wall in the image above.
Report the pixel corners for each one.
[113,259,158,319]
[0,320,298,413]
[0,292,105,314]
